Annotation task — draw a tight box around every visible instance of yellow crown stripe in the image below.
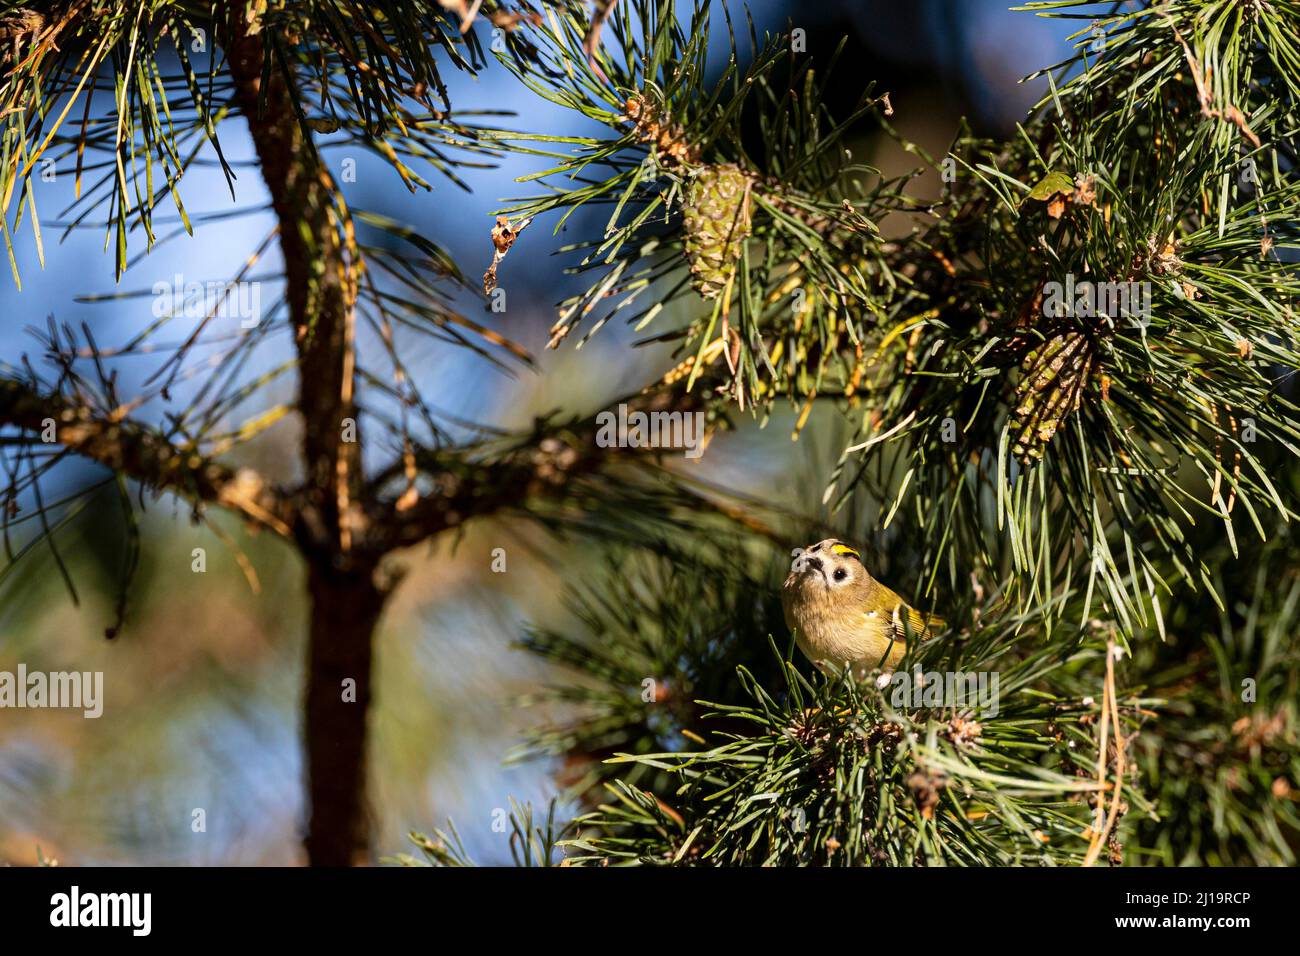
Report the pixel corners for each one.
[831,544,860,559]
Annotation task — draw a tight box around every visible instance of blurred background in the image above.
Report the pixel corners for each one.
[0,0,1077,865]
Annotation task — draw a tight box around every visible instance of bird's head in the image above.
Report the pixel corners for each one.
[783,538,870,600]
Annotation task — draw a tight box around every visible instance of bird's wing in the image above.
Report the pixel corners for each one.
[906,606,946,637]
[878,586,945,643]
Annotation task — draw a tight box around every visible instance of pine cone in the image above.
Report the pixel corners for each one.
[1011,331,1096,464]
[683,163,754,300]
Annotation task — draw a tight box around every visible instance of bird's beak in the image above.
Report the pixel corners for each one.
[789,553,828,588]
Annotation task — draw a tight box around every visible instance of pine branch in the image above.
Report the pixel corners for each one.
[0,376,294,536]
[491,0,914,411]
[377,383,714,549]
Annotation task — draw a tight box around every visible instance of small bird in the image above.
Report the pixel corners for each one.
[781,538,945,678]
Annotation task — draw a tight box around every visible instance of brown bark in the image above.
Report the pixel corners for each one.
[223,23,363,551]
[303,561,386,866]
[224,17,378,866]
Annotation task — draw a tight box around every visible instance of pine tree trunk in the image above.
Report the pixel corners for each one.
[224,15,378,866]
[303,564,386,866]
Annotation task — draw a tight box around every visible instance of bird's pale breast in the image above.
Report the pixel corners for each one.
[784,591,907,677]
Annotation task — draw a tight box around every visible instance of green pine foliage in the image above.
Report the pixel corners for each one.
[1127,529,1300,865]
[408,0,1300,867]
[530,553,1133,867]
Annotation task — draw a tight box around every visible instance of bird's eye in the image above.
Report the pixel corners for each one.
[833,568,847,581]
